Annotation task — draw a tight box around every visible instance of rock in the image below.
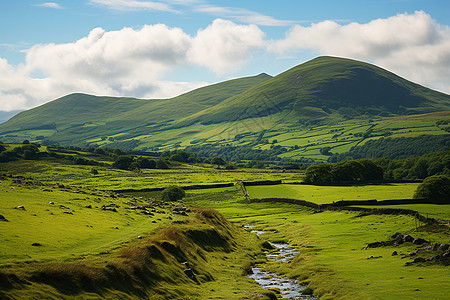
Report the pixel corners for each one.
[366,242,381,248]
[392,251,398,256]
[85,205,92,208]
[15,206,26,210]
[432,243,442,251]
[391,232,404,239]
[31,242,42,246]
[403,235,414,243]
[184,269,198,282]
[438,243,449,251]
[413,238,427,245]
[101,206,117,212]
[137,236,142,239]
[0,214,7,221]
[48,201,54,205]
[182,262,191,269]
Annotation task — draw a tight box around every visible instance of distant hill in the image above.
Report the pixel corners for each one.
[0,56,448,162]
[0,110,22,124]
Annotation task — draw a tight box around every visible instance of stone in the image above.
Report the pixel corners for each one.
[392,251,398,256]
[184,269,198,282]
[0,214,8,221]
[391,232,403,239]
[403,235,414,243]
[49,201,54,205]
[412,238,427,245]
[432,243,441,251]
[439,244,449,251]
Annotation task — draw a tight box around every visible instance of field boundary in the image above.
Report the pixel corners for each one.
[113,182,235,193]
[248,197,439,224]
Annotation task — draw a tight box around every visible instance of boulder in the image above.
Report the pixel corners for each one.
[403,235,414,243]
[0,214,8,221]
[184,269,198,283]
[392,251,398,256]
[391,232,404,239]
[413,238,428,245]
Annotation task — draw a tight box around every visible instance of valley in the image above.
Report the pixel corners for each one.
[0,145,449,299]
[0,56,449,299]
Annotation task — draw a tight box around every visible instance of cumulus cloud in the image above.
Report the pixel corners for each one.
[35,2,64,9]
[0,20,265,111]
[188,19,265,74]
[270,11,450,93]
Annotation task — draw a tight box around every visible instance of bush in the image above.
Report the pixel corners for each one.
[413,175,450,199]
[156,159,169,169]
[161,186,185,202]
[113,155,133,170]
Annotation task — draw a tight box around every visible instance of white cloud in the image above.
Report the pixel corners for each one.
[88,0,175,12]
[270,11,450,93]
[188,19,265,74]
[0,20,265,111]
[196,5,295,26]
[35,2,64,9]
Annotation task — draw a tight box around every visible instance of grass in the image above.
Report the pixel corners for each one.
[183,190,450,300]
[246,183,421,204]
[1,153,449,299]
[0,177,167,264]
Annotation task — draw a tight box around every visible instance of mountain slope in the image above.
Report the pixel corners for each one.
[0,56,448,160]
[0,73,271,138]
[182,56,450,125]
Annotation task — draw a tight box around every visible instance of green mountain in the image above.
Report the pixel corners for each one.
[0,56,449,162]
[182,56,450,125]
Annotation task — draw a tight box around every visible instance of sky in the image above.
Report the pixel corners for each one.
[0,0,449,112]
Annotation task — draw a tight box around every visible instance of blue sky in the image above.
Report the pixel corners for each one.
[1,0,449,111]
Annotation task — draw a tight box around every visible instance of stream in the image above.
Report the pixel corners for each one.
[243,225,315,299]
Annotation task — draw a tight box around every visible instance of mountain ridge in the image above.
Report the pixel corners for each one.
[0,56,448,161]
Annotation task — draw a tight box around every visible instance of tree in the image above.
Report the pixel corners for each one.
[94,148,106,155]
[113,155,133,170]
[170,153,186,163]
[413,175,450,199]
[156,159,169,169]
[137,157,156,169]
[22,140,30,144]
[161,186,185,202]
[304,164,333,183]
[211,157,226,166]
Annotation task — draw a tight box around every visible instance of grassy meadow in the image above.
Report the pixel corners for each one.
[246,183,421,204]
[183,187,450,300]
[1,148,449,299]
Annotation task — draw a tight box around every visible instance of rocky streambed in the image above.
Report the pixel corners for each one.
[243,225,315,299]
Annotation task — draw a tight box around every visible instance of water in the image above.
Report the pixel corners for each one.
[244,225,315,299]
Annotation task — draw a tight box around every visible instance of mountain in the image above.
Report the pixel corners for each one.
[0,110,22,124]
[181,56,450,125]
[0,56,448,162]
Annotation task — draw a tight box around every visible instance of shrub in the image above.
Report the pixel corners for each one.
[161,186,185,202]
[112,155,133,170]
[413,175,450,199]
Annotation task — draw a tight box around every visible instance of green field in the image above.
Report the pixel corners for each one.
[1,147,449,299]
[246,183,420,204]
[183,188,450,300]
